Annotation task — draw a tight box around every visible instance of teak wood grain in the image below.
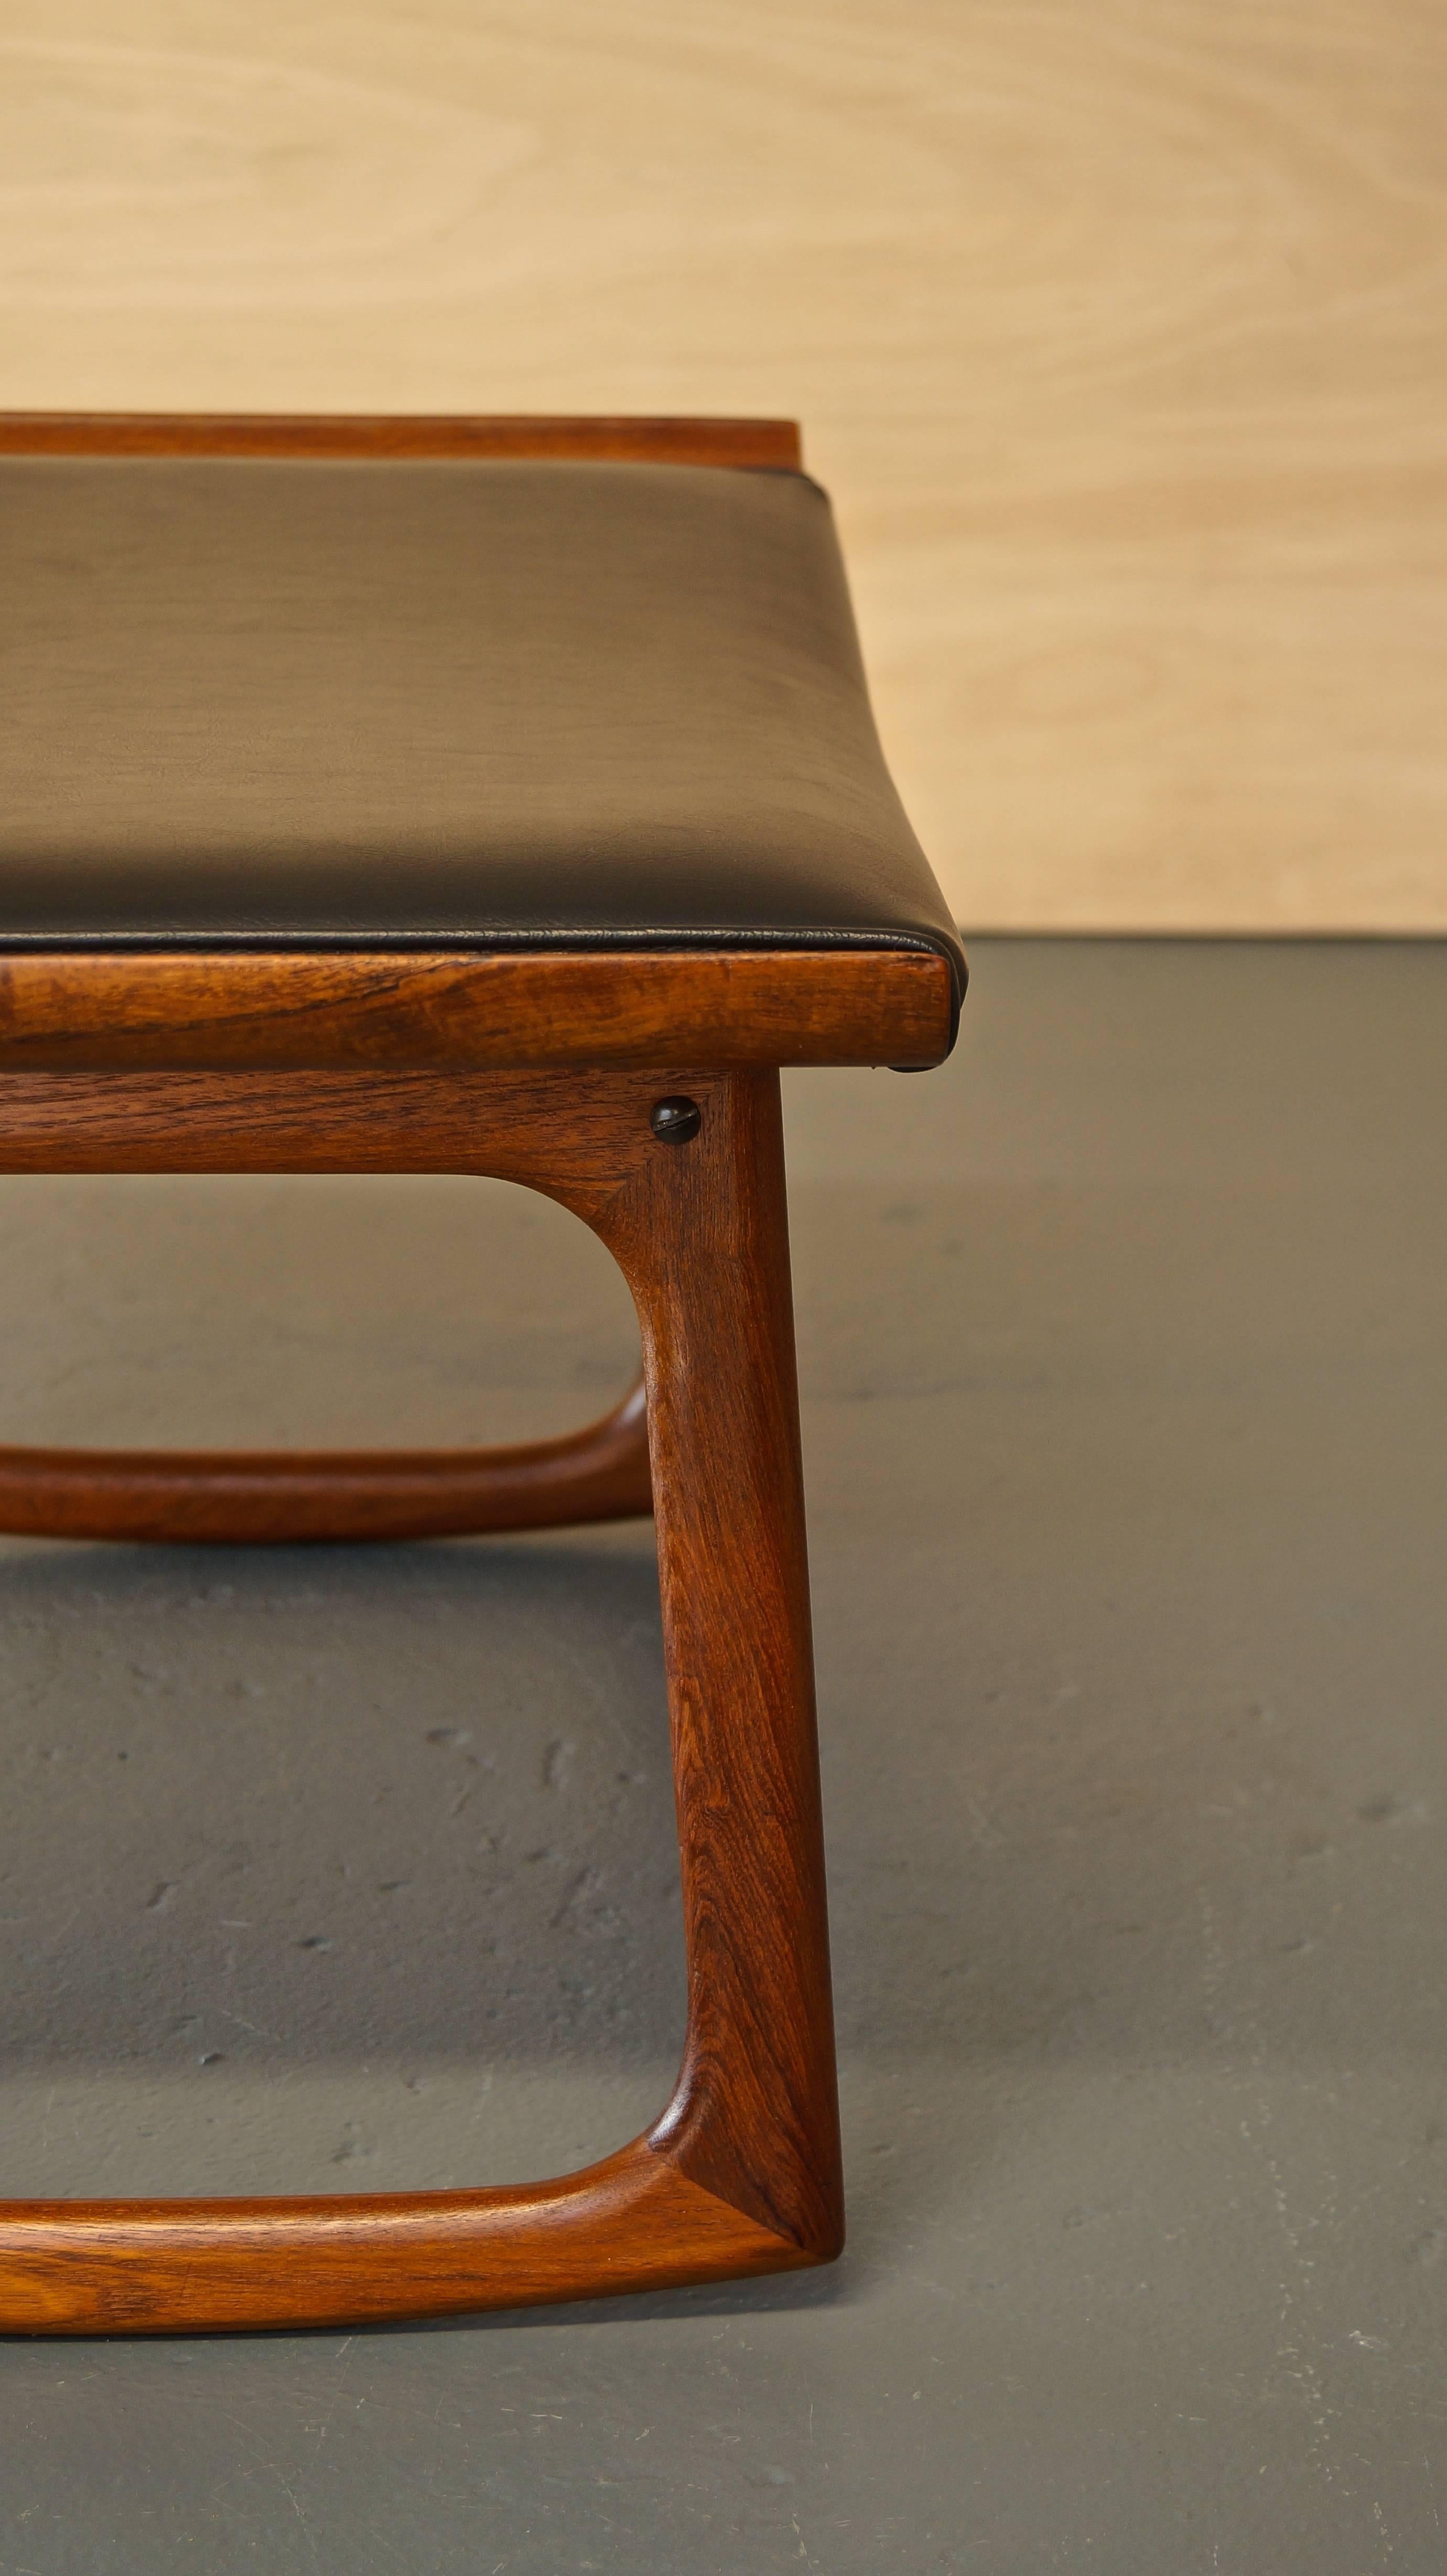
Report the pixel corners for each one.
[0,413,801,469]
[0,1067,844,2331]
[0,2151,810,2335]
[0,948,955,1075]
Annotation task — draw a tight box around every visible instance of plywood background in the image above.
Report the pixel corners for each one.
[2,0,1443,929]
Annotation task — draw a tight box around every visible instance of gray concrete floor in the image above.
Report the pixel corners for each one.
[2,939,1446,2571]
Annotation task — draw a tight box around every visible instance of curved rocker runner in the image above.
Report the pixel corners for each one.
[0,1375,652,1545]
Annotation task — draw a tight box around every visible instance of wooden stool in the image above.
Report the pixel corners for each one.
[0,413,966,2333]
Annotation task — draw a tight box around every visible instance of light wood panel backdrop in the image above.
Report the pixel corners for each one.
[2,0,1443,928]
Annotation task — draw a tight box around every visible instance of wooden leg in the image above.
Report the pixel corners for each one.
[601,1070,843,2258]
[0,1068,842,2331]
[0,1377,652,1543]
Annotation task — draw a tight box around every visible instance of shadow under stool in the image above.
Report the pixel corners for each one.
[0,409,966,2333]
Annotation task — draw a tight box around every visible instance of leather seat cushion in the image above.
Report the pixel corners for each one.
[0,456,964,1002]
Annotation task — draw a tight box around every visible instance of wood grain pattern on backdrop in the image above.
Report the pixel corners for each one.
[1,1,1442,929]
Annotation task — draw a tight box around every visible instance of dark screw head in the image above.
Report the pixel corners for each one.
[650,1094,701,1144]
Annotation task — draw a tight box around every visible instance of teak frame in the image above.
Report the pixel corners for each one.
[0,414,954,2335]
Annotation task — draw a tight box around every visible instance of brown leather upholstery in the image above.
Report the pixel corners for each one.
[0,456,964,1011]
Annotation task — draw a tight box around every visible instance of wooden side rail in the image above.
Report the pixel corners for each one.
[0,413,803,469]
[0,950,956,1076]
[0,1378,651,1545]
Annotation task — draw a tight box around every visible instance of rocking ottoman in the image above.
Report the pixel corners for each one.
[0,411,966,2332]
